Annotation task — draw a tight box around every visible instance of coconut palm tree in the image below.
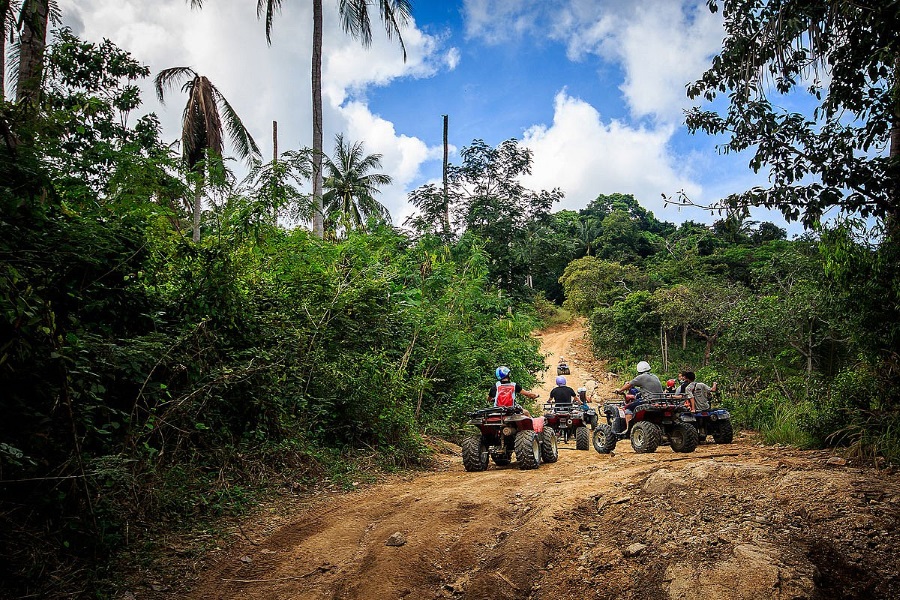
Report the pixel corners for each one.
[322,133,391,236]
[255,0,411,238]
[154,66,260,241]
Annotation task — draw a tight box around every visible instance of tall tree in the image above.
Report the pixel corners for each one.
[255,0,411,238]
[684,0,900,228]
[322,133,391,235]
[14,0,48,107]
[154,66,260,241]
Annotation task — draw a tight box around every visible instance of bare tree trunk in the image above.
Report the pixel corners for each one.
[272,120,278,161]
[16,0,49,108]
[704,337,713,366]
[192,180,202,242]
[311,0,324,238]
[0,0,9,101]
[660,325,668,372]
[442,113,449,235]
[682,325,688,350]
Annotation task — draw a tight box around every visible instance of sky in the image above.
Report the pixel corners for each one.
[58,0,794,232]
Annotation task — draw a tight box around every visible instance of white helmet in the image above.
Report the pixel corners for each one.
[636,361,651,373]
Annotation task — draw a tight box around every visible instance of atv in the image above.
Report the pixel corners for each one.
[689,389,733,444]
[592,393,699,454]
[557,361,570,376]
[462,405,558,471]
[542,402,597,450]
[691,406,734,443]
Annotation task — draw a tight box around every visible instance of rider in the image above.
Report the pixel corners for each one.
[665,379,677,393]
[549,376,577,407]
[489,366,538,416]
[615,361,663,427]
[680,371,717,411]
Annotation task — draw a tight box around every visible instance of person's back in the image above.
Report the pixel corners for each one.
[686,381,712,411]
[631,372,663,396]
[549,385,577,406]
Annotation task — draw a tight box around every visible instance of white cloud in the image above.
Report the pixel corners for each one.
[59,0,448,223]
[463,1,723,124]
[446,47,461,70]
[521,91,703,218]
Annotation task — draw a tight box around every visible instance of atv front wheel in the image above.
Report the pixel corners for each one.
[713,420,734,444]
[462,435,489,471]
[669,423,699,453]
[575,426,590,450]
[541,428,559,463]
[515,430,541,470]
[630,421,661,453]
[593,424,617,454]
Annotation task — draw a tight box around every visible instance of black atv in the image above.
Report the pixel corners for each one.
[689,390,734,444]
[542,402,596,450]
[462,406,558,471]
[592,393,699,454]
[557,361,570,376]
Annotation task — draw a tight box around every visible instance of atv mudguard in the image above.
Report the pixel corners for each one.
[506,414,544,433]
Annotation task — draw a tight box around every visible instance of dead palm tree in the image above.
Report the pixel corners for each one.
[322,133,391,236]
[154,66,260,241]
[255,0,411,238]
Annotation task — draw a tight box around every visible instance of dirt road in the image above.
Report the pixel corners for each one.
[184,321,900,600]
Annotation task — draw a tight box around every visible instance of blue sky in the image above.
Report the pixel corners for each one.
[59,0,798,232]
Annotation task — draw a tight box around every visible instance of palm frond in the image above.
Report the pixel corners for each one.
[257,0,283,45]
[154,66,195,104]
[211,81,260,163]
[379,0,411,61]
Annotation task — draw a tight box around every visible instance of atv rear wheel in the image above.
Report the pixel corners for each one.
[593,424,617,454]
[630,421,661,453]
[670,423,699,453]
[575,426,590,450]
[462,435,489,471]
[515,430,541,470]
[541,428,559,463]
[713,420,734,444]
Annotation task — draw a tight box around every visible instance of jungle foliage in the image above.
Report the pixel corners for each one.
[0,32,542,598]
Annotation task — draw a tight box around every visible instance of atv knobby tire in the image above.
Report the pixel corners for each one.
[541,428,559,463]
[575,426,590,450]
[593,424,617,454]
[669,423,699,453]
[462,435,489,471]
[713,420,734,444]
[630,421,661,453]
[515,430,541,470]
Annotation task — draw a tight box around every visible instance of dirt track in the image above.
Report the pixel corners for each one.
[183,321,900,600]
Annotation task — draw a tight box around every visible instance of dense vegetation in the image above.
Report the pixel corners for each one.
[1,0,898,597]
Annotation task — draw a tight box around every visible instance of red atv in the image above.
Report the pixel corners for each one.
[462,406,558,470]
[542,402,593,450]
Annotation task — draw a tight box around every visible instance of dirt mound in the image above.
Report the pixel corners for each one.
[162,321,900,600]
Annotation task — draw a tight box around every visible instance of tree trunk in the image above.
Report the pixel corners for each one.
[704,336,713,366]
[442,113,449,236]
[16,0,49,108]
[682,325,688,350]
[192,180,203,242]
[0,0,9,101]
[311,0,324,238]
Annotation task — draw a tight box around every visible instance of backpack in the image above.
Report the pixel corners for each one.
[494,382,517,407]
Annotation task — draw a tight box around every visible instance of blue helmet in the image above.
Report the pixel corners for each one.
[556,376,566,386]
[495,366,511,380]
